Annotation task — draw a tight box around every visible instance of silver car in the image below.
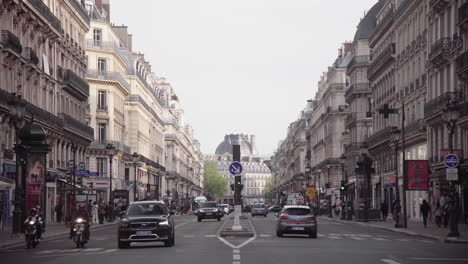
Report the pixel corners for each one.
[276,205,317,238]
[251,203,268,217]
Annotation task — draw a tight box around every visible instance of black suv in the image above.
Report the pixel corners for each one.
[197,202,222,222]
[118,201,175,248]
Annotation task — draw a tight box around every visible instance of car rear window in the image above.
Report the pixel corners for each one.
[253,204,265,208]
[284,208,310,215]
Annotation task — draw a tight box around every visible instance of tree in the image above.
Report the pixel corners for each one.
[264,175,276,203]
[204,161,227,199]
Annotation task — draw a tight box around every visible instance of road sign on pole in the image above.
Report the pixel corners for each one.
[446,168,459,181]
[444,154,459,168]
[229,162,243,175]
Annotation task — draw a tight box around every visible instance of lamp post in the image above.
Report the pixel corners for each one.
[391,128,403,228]
[8,93,26,236]
[70,144,78,199]
[106,143,116,203]
[339,155,347,220]
[132,152,139,202]
[443,105,461,237]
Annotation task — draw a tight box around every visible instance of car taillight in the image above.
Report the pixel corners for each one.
[280,216,289,220]
[308,217,316,221]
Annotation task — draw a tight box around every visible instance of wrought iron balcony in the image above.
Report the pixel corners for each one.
[395,0,411,21]
[126,95,165,125]
[346,113,357,127]
[456,50,468,80]
[67,0,90,24]
[60,113,94,140]
[344,142,367,154]
[89,140,131,153]
[63,69,89,99]
[1,30,22,54]
[25,47,39,65]
[86,70,131,93]
[430,0,450,14]
[459,2,468,29]
[405,118,426,137]
[25,103,63,129]
[424,91,464,119]
[347,55,369,72]
[366,126,398,149]
[429,37,451,67]
[28,0,61,33]
[3,149,14,160]
[345,83,371,100]
[368,43,395,79]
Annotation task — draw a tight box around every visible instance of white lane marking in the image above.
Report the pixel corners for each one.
[416,239,434,243]
[233,262,241,264]
[328,233,342,236]
[349,237,364,240]
[409,258,468,261]
[175,220,196,229]
[353,234,372,237]
[381,259,401,264]
[233,254,240,260]
[104,249,118,253]
[328,236,342,239]
[82,248,103,252]
[260,234,272,237]
[218,237,238,249]
[184,235,194,238]
[37,249,60,254]
[373,237,389,241]
[205,235,217,238]
[318,233,325,237]
[395,238,410,242]
[233,249,240,254]
[236,236,256,248]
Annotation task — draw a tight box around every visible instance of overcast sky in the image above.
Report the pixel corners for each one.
[111,0,377,156]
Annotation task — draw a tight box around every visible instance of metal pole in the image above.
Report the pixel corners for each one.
[402,102,408,228]
[133,164,137,201]
[394,140,402,227]
[109,156,113,203]
[73,147,76,198]
[447,121,460,237]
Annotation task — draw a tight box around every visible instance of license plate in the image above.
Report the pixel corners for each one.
[206,213,212,215]
[136,231,152,236]
[291,227,304,231]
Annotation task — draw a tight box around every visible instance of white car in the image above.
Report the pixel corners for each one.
[219,204,230,215]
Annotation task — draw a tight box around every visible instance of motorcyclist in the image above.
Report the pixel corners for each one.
[70,204,90,240]
[24,208,43,239]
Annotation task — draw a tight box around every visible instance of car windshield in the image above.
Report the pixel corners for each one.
[253,204,265,208]
[126,203,167,216]
[284,208,311,216]
[202,203,218,208]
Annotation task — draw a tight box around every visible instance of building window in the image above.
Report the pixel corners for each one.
[98,58,106,73]
[98,90,106,110]
[98,123,106,141]
[97,158,107,178]
[93,28,102,46]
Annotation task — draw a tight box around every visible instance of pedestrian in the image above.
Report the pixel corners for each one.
[87,200,93,215]
[107,201,114,222]
[55,202,63,223]
[420,200,430,228]
[434,201,442,227]
[98,201,105,224]
[92,201,99,224]
[381,202,388,221]
[442,202,450,228]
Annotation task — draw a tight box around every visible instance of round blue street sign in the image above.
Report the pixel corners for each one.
[229,162,243,175]
[444,154,459,168]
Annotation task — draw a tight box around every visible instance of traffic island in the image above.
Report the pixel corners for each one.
[219,217,255,238]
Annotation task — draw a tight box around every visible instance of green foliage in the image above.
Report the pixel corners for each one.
[204,161,227,199]
[264,175,276,202]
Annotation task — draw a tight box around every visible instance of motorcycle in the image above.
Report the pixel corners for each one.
[72,217,88,248]
[25,219,39,249]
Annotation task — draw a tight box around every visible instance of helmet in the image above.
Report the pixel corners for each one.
[30,208,37,215]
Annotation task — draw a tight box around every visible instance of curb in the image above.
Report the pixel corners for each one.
[0,222,117,249]
[319,216,457,243]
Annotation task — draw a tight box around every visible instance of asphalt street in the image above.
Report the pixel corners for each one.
[1,214,467,264]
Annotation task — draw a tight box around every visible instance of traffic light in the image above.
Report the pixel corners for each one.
[340,180,346,191]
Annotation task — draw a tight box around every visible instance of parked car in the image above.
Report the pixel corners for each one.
[243,205,251,213]
[276,205,317,238]
[219,204,230,215]
[268,205,282,213]
[197,202,222,222]
[251,203,268,217]
[117,200,175,248]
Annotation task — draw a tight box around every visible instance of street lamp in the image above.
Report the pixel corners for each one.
[106,143,116,203]
[132,152,139,202]
[8,93,26,236]
[339,155,347,220]
[391,128,403,228]
[443,105,461,237]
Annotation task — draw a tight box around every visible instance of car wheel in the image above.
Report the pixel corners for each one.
[164,239,172,247]
[217,217,221,221]
[118,240,130,249]
[309,232,317,239]
[171,230,175,246]
[264,214,267,217]
[276,231,283,237]
[198,217,202,222]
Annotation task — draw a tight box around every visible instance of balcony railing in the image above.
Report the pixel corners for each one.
[344,142,367,154]
[60,113,94,139]
[1,30,22,54]
[24,47,39,65]
[3,149,14,160]
[126,95,165,125]
[371,7,394,41]
[97,105,108,111]
[28,0,61,33]
[430,0,450,13]
[458,2,468,28]
[405,118,426,137]
[366,126,398,148]
[395,0,411,21]
[86,70,131,93]
[424,91,464,118]
[67,0,90,24]
[89,140,131,154]
[63,69,90,99]
[26,103,63,129]
[429,37,451,66]
[346,113,357,127]
[345,83,371,99]
[347,55,369,71]
[456,50,468,80]
[368,43,395,78]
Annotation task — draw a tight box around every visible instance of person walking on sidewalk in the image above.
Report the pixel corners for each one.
[434,201,442,227]
[381,202,388,221]
[98,201,105,224]
[92,201,99,224]
[55,202,63,223]
[420,200,430,228]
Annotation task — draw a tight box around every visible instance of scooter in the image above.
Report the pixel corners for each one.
[25,219,39,249]
[72,218,88,248]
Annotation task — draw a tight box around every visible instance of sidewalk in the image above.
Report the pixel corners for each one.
[320,215,468,244]
[0,221,117,249]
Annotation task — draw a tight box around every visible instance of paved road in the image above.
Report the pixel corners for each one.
[1,214,467,264]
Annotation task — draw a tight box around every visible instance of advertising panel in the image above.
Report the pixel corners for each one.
[406,160,429,190]
[26,153,45,214]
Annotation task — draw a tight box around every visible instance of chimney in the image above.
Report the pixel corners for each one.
[102,0,110,22]
[250,135,257,155]
[338,48,343,57]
